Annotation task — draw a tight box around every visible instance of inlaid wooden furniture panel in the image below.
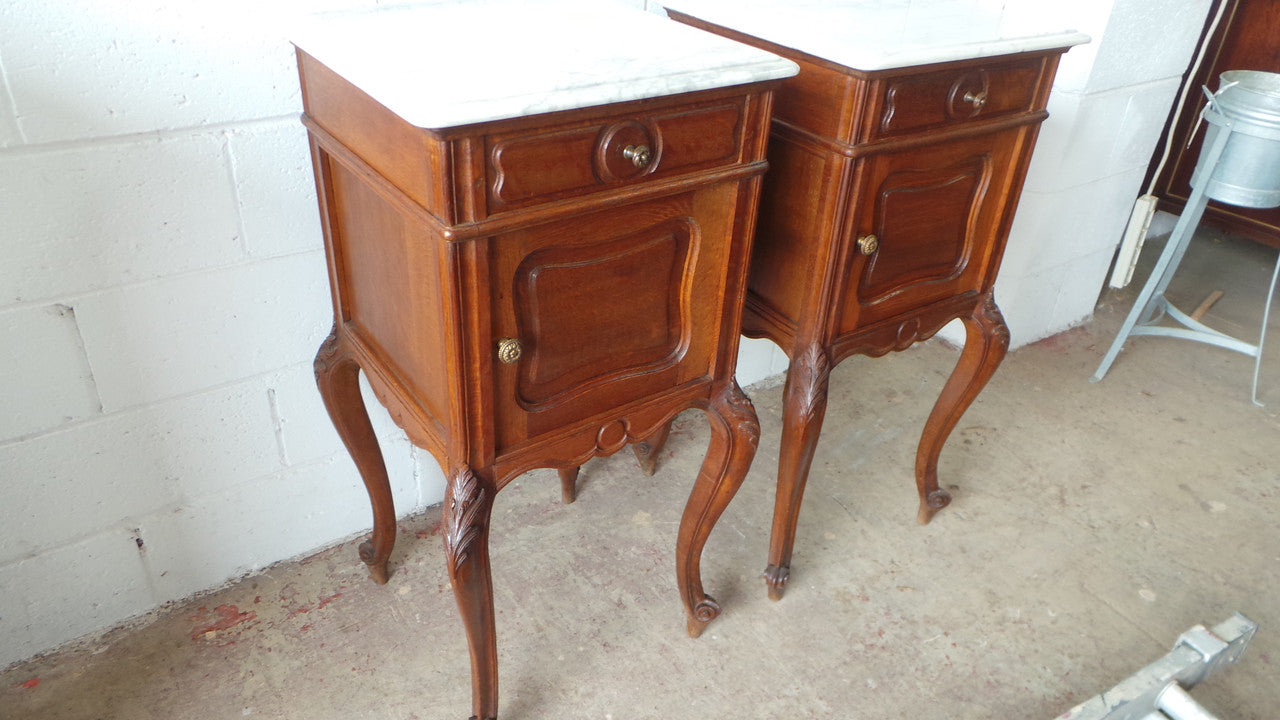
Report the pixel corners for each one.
[670,10,1073,601]
[298,45,779,720]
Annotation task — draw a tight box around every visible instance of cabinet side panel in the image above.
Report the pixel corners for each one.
[664,11,860,143]
[298,51,453,221]
[327,161,451,441]
[773,57,861,142]
[746,132,844,338]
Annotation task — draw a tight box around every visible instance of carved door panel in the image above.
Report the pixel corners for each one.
[487,190,732,454]
[836,129,1020,333]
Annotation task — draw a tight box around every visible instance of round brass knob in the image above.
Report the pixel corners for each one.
[622,144,652,168]
[856,234,879,255]
[496,338,522,364]
[963,91,987,110]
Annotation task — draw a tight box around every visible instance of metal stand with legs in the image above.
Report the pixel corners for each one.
[1092,83,1280,406]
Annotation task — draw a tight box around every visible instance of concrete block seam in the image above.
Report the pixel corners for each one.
[220,128,252,256]
[0,50,28,145]
[0,356,310,452]
[51,302,105,416]
[0,113,301,160]
[0,244,326,319]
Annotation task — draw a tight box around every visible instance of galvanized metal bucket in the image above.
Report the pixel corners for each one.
[1191,69,1280,209]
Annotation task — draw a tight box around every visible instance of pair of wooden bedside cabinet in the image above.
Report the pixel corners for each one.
[295,3,1083,717]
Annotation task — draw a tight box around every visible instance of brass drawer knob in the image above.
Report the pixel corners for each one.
[496,338,523,364]
[963,91,987,110]
[623,144,652,168]
[856,234,879,255]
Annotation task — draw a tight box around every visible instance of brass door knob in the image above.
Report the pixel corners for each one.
[622,144,652,168]
[963,91,987,110]
[496,338,523,364]
[856,234,879,255]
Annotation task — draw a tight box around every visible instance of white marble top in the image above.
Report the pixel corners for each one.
[661,0,1090,72]
[292,0,798,130]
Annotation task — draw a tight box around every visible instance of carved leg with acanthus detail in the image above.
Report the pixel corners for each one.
[677,380,760,638]
[314,328,396,584]
[764,342,831,601]
[630,419,673,476]
[444,466,499,720]
[915,292,1010,525]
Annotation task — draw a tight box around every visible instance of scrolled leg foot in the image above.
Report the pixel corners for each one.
[686,597,721,639]
[358,541,390,584]
[917,489,952,525]
[764,563,790,602]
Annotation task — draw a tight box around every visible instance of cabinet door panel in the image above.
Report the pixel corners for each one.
[513,217,691,406]
[489,190,733,453]
[860,154,989,297]
[837,129,1020,332]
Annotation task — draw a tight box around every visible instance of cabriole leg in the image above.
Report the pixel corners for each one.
[765,343,830,601]
[314,328,396,584]
[444,466,499,720]
[677,380,760,638]
[915,293,1009,524]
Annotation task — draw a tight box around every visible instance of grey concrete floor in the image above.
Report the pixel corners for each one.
[3,229,1278,719]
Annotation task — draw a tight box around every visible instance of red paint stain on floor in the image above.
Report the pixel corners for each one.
[19,677,39,689]
[316,592,342,610]
[190,604,258,641]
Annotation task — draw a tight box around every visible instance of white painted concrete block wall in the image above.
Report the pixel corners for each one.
[0,0,515,669]
[0,0,1196,669]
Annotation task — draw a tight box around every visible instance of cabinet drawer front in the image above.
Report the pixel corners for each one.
[872,58,1043,139]
[487,101,744,212]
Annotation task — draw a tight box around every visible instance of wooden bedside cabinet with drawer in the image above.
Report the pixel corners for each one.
[293,3,796,718]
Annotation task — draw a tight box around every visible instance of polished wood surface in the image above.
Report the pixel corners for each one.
[669,11,1067,601]
[299,48,773,720]
[1149,0,1280,247]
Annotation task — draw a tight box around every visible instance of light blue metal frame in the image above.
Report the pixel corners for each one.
[1092,101,1280,406]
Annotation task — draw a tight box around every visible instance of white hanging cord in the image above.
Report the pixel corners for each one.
[1144,0,1231,195]
[1108,0,1232,289]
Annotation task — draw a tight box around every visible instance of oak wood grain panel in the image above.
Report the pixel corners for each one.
[486,101,747,213]
[836,127,1022,331]
[490,125,604,205]
[745,130,849,336]
[513,217,692,407]
[871,57,1043,139]
[662,10,862,143]
[650,102,744,173]
[488,186,737,454]
[327,160,452,436]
